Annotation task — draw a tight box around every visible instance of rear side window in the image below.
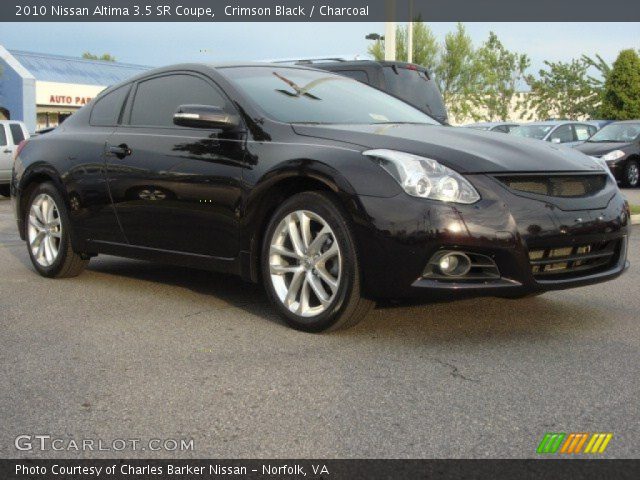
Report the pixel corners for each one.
[129,74,228,127]
[334,70,370,84]
[0,126,6,146]
[90,85,130,126]
[574,124,593,141]
[9,123,25,144]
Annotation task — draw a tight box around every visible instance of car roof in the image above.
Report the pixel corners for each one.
[607,119,640,124]
[466,122,519,127]
[519,121,591,126]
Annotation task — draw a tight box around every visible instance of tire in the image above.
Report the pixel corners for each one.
[622,160,639,188]
[0,184,9,197]
[261,191,374,332]
[25,182,89,278]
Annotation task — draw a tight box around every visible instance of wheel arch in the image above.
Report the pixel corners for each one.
[17,163,69,241]
[242,164,366,283]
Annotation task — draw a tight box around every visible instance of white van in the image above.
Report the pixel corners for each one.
[0,121,30,197]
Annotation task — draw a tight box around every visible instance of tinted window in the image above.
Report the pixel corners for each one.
[492,125,508,133]
[90,85,130,126]
[0,126,6,146]
[574,124,593,141]
[9,123,25,144]
[382,66,447,123]
[549,125,575,143]
[221,66,438,125]
[130,74,228,127]
[335,70,370,84]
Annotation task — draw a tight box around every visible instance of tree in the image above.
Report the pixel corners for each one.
[434,23,481,121]
[473,32,530,121]
[367,22,438,68]
[521,59,600,120]
[82,52,116,62]
[600,49,640,120]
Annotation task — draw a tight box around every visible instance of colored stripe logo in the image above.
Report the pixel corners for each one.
[537,433,613,454]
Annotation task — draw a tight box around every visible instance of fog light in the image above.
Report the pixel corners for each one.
[437,252,471,277]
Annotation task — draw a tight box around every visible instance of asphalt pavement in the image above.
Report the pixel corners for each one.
[1,194,639,459]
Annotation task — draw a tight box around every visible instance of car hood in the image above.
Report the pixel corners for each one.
[574,141,634,157]
[292,123,603,173]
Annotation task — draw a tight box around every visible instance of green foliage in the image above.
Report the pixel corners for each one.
[600,49,640,120]
[82,52,116,62]
[434,23,481,121]
[473,32,530,121]
[521,59,600,120]
[367,23,526,122]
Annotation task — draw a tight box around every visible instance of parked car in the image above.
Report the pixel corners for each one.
[510,121,598,148]
[574,120,640,187]
[284,58,449,124]
[0,120,30,197]
[12,64,629,331]
[463,122,520,133]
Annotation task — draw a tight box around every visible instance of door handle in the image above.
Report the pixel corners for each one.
[2,149,11,154]
[107,143,132,158]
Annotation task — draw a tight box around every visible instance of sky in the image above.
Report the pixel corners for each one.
[1,22,638,74]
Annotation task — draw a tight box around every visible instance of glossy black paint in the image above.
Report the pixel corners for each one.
[12,63,630,301]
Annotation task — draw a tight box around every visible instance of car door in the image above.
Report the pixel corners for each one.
[0,124,12,183]
[67,84,131,244]
[105,72,246,258]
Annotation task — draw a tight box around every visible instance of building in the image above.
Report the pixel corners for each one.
[0,46,149,132]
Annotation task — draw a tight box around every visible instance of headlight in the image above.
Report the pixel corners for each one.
[602,150,625,161]
[363,149,480,204]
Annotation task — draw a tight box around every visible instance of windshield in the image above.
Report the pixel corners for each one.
[510,125,554,140]
[588,123,640,142]
[220,66,440,125]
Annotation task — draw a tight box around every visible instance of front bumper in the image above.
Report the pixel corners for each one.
[353,174,630,300]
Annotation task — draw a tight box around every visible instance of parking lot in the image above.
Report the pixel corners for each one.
[1,193,639,459]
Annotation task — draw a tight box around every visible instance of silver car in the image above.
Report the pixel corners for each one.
[0,121,30,197]
[510,121,597,148]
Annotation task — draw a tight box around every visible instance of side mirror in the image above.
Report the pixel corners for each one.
[173,105,239,130]
[550,137,561,144]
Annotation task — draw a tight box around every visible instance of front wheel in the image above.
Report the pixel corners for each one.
[25,182,89,277]
[0,184,10,197]
[622,160,639,188]
[261,191,374,332]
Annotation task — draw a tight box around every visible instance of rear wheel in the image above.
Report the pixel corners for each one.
[261,191,374,332]
[0,184,9,197]
[622,160,639,188]
[25,182,89,278]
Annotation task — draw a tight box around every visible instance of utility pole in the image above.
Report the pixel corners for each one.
[384,0,396,61]
[407,0,413,63]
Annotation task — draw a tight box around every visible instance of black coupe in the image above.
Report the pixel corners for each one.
[11,64,630,331]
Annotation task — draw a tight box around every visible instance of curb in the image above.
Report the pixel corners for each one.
[632,214,640,226]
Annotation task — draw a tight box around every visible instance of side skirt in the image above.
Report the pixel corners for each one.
[86,240,244,276]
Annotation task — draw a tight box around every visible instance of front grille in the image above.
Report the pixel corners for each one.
[529,240,620,280]
[497,174,607,198]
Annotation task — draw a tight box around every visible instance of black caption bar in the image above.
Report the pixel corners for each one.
[1,0,640,22]
[1,459,640,480]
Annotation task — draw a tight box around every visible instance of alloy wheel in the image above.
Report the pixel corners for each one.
[628,163,639,186]
[269,210,342,317]
[28,193,62,267]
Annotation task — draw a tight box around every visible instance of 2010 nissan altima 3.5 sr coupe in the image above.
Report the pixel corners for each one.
[11,64,630,332]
